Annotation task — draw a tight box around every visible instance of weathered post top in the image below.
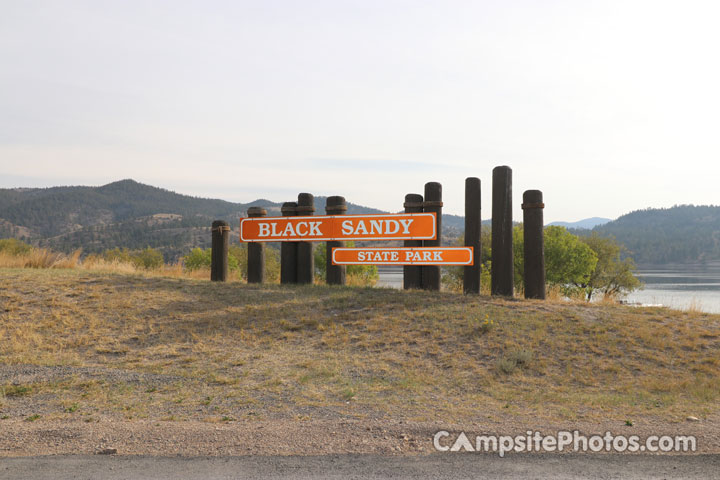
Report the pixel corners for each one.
[281,202,297,215]
[247,207,267,217]
[521,190,544,211]
[212,220,230,231]
[296,193,316,214]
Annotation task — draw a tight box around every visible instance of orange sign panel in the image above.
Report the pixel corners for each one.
[332,247,473,265]
[240,213,436,242]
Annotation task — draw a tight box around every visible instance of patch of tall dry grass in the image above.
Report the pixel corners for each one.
[686,297,705,314]
[77,255,140,274]
[0,248,82,269]
[79,256,226,279]
[0,247,209,279]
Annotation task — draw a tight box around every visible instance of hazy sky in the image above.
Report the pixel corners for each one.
[2,0,719,222]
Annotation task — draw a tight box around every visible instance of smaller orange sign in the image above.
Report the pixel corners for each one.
[332,247,473,265]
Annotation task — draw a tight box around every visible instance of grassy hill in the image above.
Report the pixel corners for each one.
[1,267,718,426]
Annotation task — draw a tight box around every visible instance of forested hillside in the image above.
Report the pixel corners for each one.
[583,205,720,264]
[0,180,392,260]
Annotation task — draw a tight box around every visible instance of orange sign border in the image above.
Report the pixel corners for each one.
[331,247,474,265]
[239,213,436,242]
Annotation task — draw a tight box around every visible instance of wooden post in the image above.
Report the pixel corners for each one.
[325,196,347,285]
[403,193,424,289]
[210,220,229,282]
[491,166,514,296]
[523,190,546,299]
[246,207,266,284]
[422,182,442,291]
[296,193,315,284]
[464,177,481,294]
[280,202,298,284]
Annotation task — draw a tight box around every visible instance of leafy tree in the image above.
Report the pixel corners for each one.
[314,242,378,284]
[514,225,598,292]
[543,226,599,287]
[514,226,640,300]
[580,233,642,300]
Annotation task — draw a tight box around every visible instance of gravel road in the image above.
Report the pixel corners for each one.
[3,454,720,480]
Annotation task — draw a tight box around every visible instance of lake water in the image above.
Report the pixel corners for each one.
[625,263,720,313]
[378,264,720,314]
[376,265,404,289]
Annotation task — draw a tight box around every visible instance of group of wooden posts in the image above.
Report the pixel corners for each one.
[210,165,547,299]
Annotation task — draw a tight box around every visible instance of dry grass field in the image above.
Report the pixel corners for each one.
[1,266,719,430]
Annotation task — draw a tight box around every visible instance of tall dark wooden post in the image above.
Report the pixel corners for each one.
[422,182,442,291]
[246,207,266,284]
[523,190,546,299]
[280,202,298,284]
[491,166,514,296]
[296,193,315,285]
[210,220,229,282]
[325,196,347,285]
[464,177,481,294]
[403,193,424,290]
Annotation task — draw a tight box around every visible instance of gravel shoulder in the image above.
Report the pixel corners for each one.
[2,415,720,457]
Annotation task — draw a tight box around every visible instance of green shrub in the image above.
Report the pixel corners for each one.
[0,238,33,256]
[183,248,212,271]
[496,357,517,375]
[183,246,240,271]
[103,248,134,264]
[496,349,533,375]
[132,247,165,270]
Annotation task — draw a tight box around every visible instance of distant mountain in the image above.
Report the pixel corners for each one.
[14,180,714,266]
[0,180,424,260]
[549,217,612,229]
[581,205,720,264]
